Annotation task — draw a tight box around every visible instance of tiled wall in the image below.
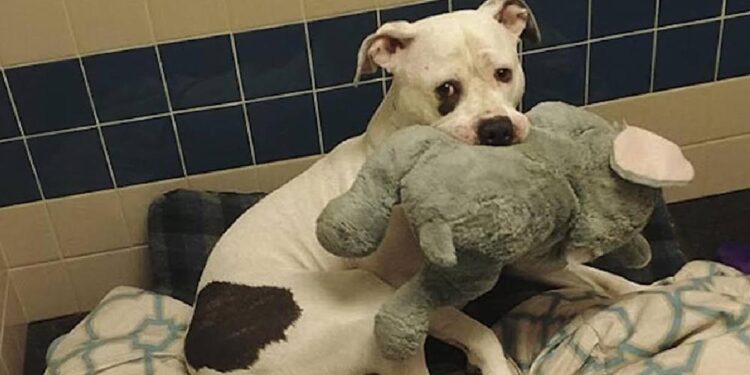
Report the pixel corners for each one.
[0,0,748,324]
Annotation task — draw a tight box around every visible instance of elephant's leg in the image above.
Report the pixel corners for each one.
[375,256,501,360]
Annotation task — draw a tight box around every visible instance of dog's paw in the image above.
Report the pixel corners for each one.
[374,308,428,360]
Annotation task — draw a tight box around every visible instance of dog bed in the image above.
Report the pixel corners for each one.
[45,189,687,374]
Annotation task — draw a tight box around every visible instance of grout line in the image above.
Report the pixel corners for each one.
[317,77,385,93]
[100,112,170,127]
[714,0,728,81]
[24,124,98,139]
[143,2,189,179]
[34,0,84,314]
[649,0,661,93]
[245,90,313,104]
[229,33,258,165]
[584,0,593,105]
[302,3,326,155]
[0,136,23,145]
[1,70,46,201]
[77,58,119,189]
[151,44,189,177]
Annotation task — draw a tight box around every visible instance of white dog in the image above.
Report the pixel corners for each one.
[184,1,644,374]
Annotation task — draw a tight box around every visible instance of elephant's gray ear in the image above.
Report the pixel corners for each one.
[610,125,694,188]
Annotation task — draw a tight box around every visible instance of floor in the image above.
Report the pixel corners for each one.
[22,189,750,374]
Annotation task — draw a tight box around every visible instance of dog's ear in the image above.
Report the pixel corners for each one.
[354,21,417,83]
[610,125,695,188]
[478,0,541,44]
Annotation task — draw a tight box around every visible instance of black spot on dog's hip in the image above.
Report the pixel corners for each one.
[185,282,302,372]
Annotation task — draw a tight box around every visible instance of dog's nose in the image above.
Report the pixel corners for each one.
[477,116,514,146]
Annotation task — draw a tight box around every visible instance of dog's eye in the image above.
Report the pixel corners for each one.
[435,80,462,116]
[494,68,513,83]
[435,81,459,98]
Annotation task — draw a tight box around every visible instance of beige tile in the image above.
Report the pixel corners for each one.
[227,0,304,32]
[47,191,131,258]
[587,76,750,147]
[4,278,25,326]
[0,0,77,66]
[0,272,6,317]
[255,155,322,192]
[148,0,230,42]
[66,247,149,311]
[133,245,152,289]
[664,134,750,203]
[187,166,261,193]
[10,262,79,321]
[4,279,27,362]
[119,178,189,245]
[304,0,377,20]
[65,0,154,54]
[0,202,61,267]
[1,325,23,375]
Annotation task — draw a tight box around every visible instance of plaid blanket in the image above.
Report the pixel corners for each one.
[146,189,685,373]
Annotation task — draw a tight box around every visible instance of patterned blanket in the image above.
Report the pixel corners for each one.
[45,189,695,374]
[44,287,192,374]
[496,261,750,375]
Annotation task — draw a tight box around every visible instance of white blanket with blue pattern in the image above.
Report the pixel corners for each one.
[46,261,750,375]
[495,261,750,375]
[44,287,191,374]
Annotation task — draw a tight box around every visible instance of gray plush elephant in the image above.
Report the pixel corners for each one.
[315,102,694,360]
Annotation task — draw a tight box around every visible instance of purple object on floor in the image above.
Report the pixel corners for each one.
[717,241,750,274]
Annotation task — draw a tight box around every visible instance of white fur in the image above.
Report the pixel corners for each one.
[191,2,637,374]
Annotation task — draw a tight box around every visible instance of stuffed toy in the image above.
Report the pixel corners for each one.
[315,102,694,359]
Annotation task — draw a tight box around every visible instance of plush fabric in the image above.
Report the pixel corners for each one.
[315,102,691,358]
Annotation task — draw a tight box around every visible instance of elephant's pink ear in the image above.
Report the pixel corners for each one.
[610,125,694,188]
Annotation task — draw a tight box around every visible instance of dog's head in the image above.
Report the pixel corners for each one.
[355,0,540,146]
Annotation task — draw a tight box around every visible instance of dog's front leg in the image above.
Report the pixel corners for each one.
[430,307,518,375]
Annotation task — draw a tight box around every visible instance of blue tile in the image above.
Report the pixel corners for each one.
[719,15,750,80]
[103,117,183,186]
[0,141,40,207]
[591,0,655,37]
[6,59,94,135]
[654,22,720,91]
[589,34,653,103]
[381,1,448,23]
[452,0,483,11]
[659,0,722,26]
[160,35,240,110]
[318,82,382,152]
[235,24,311,99]
[28,130,112,198]
[525,0,588,49]
[523,46,587,109]
[309,12,377,87]
[83,47,167,122]
[727,0,750,14]
[0,74,19,139]
[176,105,252,174]
[247,94,319,163]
